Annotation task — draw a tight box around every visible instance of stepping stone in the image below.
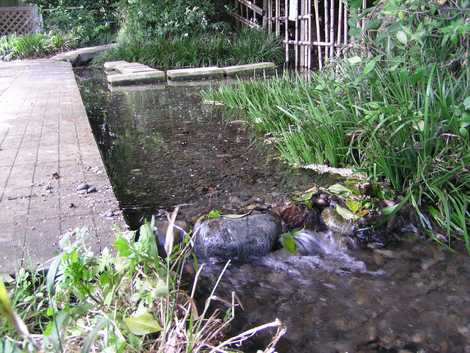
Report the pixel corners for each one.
[166,67,225,81]
[116,64,157,75]
[51,44,116,66]
[107,71,166,86]
[223,62,277,77]
[104,60,129,71]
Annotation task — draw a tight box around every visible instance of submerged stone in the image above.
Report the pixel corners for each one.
[193,213,282,260]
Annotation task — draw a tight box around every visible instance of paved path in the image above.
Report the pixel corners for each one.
[0,60,124,274]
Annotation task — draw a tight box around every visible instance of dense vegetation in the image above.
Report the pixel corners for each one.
[0,220,282,352]
[98,0,283,68]
[0,0,119,59]
[204,0,470,252]
[1,0,283,67]
[99,28,283,70]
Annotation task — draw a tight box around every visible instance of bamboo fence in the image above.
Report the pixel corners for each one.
[230,0,368,70]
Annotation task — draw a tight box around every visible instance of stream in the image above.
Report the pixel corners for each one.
[76,68,470,353]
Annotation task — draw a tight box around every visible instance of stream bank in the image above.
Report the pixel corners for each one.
[76,68,470,353]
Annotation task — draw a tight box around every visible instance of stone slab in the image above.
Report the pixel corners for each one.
[107,70,166,86]
[223,62,277,77]
[0,59,125,274]
[166,66,225,81]
[117,65,157,75]
[104,60,129,71]
[51,44,116,66]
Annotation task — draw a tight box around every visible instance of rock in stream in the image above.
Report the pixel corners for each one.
[193,213,282,261]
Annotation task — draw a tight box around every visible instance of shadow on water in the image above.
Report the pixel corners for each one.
[75,68,470,353]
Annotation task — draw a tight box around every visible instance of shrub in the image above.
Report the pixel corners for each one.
[117,0,221,44]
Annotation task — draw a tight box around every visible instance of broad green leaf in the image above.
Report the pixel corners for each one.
[363,56,380,75]
[396,30,408,45]
[0,278,13,318]
[281,233,297,254]
[139,222,158,258]
[336,205,360,221]
[114,237,131,257]
[345,199,362,214]
[124,311,161,336]
[328,184,353,196]
[207,209,222,219]
[464,96,470,111]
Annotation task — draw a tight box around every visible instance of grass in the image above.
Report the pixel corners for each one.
[96,28,284,70]
[0,210,285,352]
[203,53,470,253]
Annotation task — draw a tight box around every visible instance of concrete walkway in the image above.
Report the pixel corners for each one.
[0,60,124,274]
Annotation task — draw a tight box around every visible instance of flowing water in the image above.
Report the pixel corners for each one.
[76,68,470,353]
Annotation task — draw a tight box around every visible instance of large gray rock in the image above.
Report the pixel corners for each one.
[194,213,282,260]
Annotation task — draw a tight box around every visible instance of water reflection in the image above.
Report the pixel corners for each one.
[76,68,311,228]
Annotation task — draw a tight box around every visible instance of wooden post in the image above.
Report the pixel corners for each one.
[263,0,268,28]
[285,0,289,66]
[329,0,334,59]
[313,0,322,69]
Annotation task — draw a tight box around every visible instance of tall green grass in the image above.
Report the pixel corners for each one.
[97,28,284,69]
[204,53,470,252]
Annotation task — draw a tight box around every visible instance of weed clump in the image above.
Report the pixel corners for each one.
[0,217,285,352]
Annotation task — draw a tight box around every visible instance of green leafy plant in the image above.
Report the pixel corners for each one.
[280,231,298,254]
[0,221,285,352]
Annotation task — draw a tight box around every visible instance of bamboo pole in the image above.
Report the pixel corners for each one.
[275,0,280,36]
[285,0,289,65]
[336,0,342,56]
[329,0,334,59]
[344,0,347,46]
[268,0,272,33]
[263,0,268,28]
[299,1,304,68]
[295,1,299,68]
[308,0,312,70]
[324,0,328,64]
[313,0,322,69]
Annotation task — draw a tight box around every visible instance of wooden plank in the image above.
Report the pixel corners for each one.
[235,0,264,15]
[231,12,262,29]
